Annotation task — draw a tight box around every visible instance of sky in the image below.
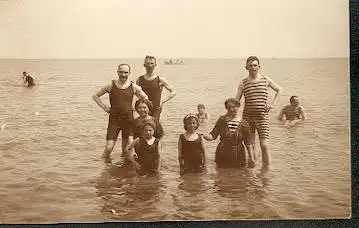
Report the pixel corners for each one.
[0,0,349,58]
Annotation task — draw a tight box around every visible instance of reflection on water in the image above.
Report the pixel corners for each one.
[213,167,280,219]
[96,160,167,221]
[172,172,208,220]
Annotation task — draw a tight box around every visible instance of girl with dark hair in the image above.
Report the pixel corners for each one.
[178,114,206,173]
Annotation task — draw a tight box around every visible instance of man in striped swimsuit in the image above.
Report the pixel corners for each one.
[236,56,281,169]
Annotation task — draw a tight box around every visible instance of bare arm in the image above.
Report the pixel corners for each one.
[178,136,184,167]
[202,117,221,141]
[202,134,214,141]
[200,135,206,164]
[159,77,176,105]
[125,138,140,162]
[156,141,162,172]
[133,84,149,100]
[266,76,282,108]
[235,80,244,101]
[92,84,112,113]
[278,107,285,121]
[299,106,307,120]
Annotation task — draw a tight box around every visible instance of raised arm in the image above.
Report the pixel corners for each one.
[92,84,112,113]
[133,83,149,100]
[159,77,176,105]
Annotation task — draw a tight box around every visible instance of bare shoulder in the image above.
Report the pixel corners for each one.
[158,76,167,84]
[98,82,113,93]
[135,76,142,84]
[105,82,113,91]
[283,105,291,110]
[239,76,248,82]
[132,82,143,91]
[262,74,272,81]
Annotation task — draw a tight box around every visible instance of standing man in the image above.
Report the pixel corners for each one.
[236,56,281,169]
[136,55,176,122]
[93,64,148,159]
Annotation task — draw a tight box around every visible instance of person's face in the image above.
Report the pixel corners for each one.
[143,125,155,139]
[246,60,260,75]
[197,107,205,114]
[136,103,150,117]
[226,102,239,115]
[117,65,130,83]
[290,97,300,106]
[185,118,198,132]
[144,58,156,73]
[22,72,27,76]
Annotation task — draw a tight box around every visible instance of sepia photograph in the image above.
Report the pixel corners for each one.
[0,0,350,224]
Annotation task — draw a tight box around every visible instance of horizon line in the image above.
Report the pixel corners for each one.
[0,57,349,60]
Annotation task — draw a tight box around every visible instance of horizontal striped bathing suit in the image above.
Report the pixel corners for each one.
[242,75,270,141]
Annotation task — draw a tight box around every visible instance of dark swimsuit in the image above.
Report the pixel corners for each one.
[135,137,160,176]
[180,133,205,172]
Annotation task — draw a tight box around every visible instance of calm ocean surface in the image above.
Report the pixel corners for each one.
[0,58,350,223]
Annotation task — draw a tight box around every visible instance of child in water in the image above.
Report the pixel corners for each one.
[196,104,209,124]
[178,114,206,174]
[126,119,161,176]
[133,98,164,139]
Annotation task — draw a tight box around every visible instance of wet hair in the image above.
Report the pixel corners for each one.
[183,114,199,131]
[141,119,156,131]
[135,99,153,113]
[144,55,157,64]
[224,98,241,109]
[197,104,205,109]
[118,63,131,73]
[290,95,299,103]
[246,56,260,65]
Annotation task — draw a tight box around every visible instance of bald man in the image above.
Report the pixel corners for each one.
[93,64,149,159]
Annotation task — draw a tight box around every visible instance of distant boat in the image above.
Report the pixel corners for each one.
[164,59,184,65]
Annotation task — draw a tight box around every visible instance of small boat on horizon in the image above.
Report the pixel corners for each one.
[164,59,184,65]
